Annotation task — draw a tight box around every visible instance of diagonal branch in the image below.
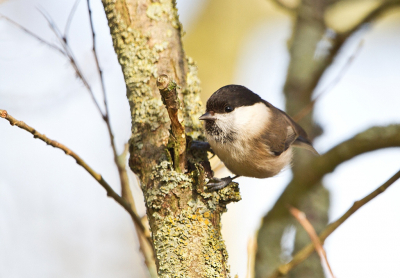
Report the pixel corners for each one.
[257,1,400,276]
[288,206,335,278]
[292,40,364,122]
[38,8,105,118]
[85,0,132,208]
[0,14,65,55]
[0,109,151,246]
[269,168,400,278]
[341,0,400,38]
[64,0,82,40]
[265,124,400,221]
[2,7,153,258]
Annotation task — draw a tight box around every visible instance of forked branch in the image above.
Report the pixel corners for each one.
[269,168,400,278]
[0,14,64,54]
[0,109,150,245]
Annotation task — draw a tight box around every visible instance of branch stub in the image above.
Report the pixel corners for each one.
[0,110,8,118]
[157,74,170,90]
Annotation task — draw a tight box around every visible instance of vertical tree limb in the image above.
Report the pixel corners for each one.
[256,1,400,277]
[101,1,241,276]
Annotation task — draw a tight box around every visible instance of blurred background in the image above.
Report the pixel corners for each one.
[1,0,400,277]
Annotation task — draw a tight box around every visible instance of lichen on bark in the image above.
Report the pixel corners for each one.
[101,0,241,277]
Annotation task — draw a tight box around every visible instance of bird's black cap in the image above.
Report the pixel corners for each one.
[206,85,268,113]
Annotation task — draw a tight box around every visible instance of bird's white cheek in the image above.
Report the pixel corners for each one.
[232,103,272,138]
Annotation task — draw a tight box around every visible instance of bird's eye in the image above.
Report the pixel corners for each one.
[224,106,234,113]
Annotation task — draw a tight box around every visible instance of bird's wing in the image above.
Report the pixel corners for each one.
[262,102,319,156]
[280,110,319,156]
[263,107,298,156]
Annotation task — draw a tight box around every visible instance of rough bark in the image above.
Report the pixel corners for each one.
[101,0,241,277]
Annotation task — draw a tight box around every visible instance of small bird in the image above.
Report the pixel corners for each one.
[199,85,318,191]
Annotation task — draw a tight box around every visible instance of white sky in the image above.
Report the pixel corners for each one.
[0,1,399,278]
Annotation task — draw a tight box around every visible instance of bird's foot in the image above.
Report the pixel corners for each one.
[206,176,233,191]
[189,140,213,153]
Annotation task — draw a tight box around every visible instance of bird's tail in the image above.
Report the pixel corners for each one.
[292,136,319,156]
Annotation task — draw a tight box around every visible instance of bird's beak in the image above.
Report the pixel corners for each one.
[199,111,217,121]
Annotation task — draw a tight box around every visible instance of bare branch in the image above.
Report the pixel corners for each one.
[64,0,82,40]
[0,109,151,246]
[86,0,109,121]
[270,125,400,211]
[0,14,65,55]
[85,0,126,197]
[258,125,400,275]
[3,8,154,259]
[84,3,155,263]
[288,206,335,278]
[293,40,364,122]
[118,144,157,274]
[257,1,400,276]
[338,0,400,40]
[37,7,105,118]
[269,169,400,278]
[289,0,400,123]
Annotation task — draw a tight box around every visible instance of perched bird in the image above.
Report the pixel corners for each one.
[199,85,318,191]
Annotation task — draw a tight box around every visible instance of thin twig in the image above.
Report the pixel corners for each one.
[85,0,124,191]
[268,169,400,278]
[37,7,105,118]
[292,0,400,123]
[86,0,108,118]
[64,0,82,40]
[2,6,156,264]
[3,8,154,253]
[0,14,65,55]
[40,4,128,204]
[0,109,152,247]
[341,0,400,39]
[288,206,335,278]
[118,144,157,273]
[292,40,364,122]
[84,2,155,264]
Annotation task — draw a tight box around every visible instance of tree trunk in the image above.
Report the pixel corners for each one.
[101,0,241,277]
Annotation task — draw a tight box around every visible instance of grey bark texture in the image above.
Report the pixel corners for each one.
[101,0,241,277]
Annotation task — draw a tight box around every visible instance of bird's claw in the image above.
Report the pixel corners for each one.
[206,176,233,191]
[189,141,215,155]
